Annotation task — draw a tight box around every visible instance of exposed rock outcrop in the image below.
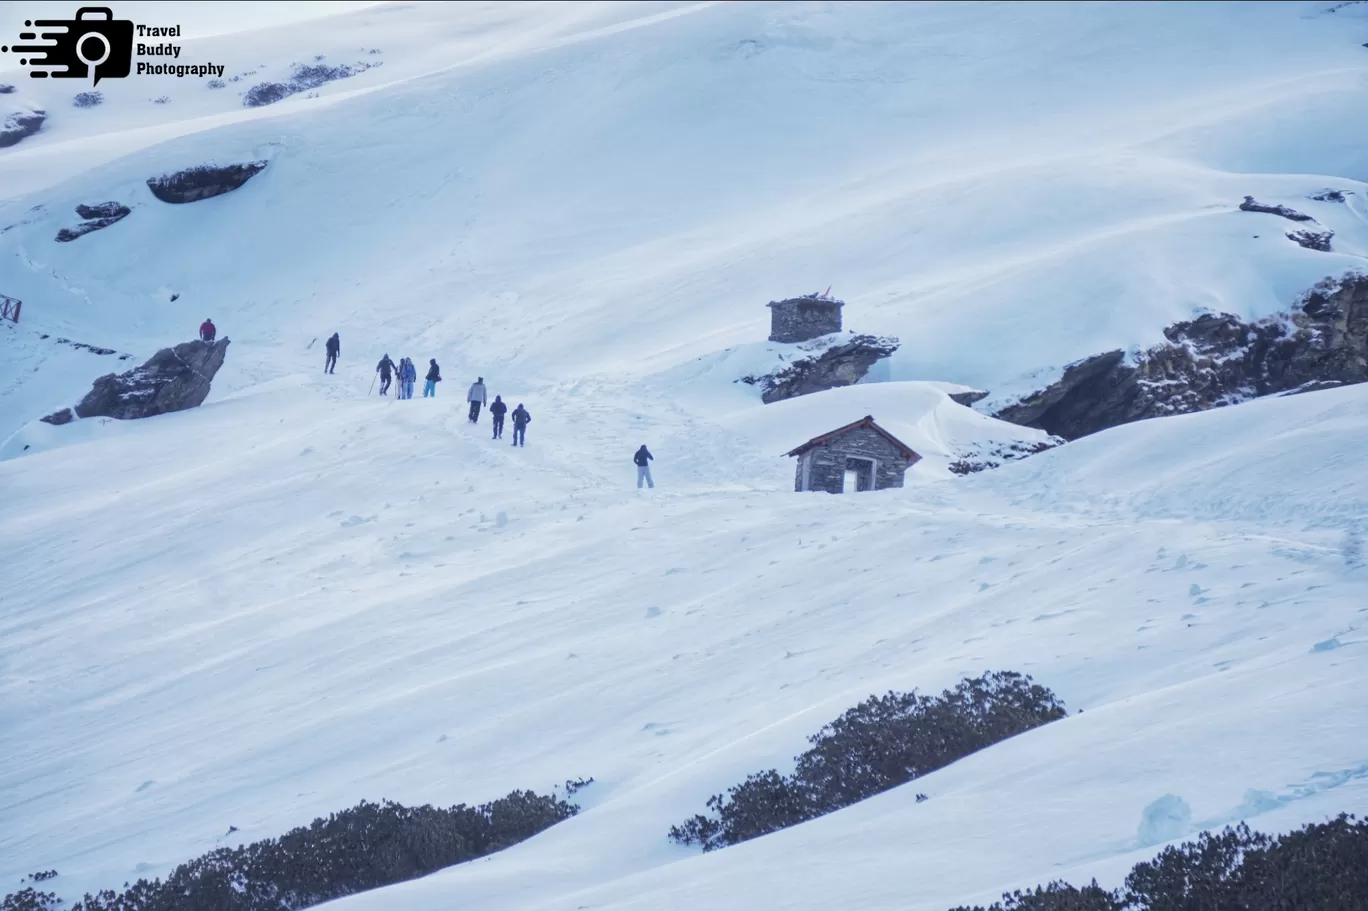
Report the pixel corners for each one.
[1287,229,1333,252]
[55,201,131,242]
[1239,196,1313,222]
[949,438,1063,475]
[1311,190,1347,203]
[947,388,990,407]
[996,274,1368,439]
[41,339,230,424]
[147,162,267,203]
[742,334,899,404]
[0,84,16,94]
[1,106,45,148]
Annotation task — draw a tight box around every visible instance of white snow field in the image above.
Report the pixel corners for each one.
[2,1,1368,909]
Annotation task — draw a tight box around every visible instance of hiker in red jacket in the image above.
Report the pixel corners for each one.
[199,319,216,342]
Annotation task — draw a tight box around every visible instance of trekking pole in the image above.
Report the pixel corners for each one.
[369,374,376,396]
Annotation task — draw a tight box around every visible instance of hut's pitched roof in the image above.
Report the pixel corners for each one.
[767,295,845,308]
[784,415,919,460]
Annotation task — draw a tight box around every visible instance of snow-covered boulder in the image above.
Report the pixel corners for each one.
[146,162,268,203]
[41,338,230,424]
[741,334,899,404]
[0,97,45,148]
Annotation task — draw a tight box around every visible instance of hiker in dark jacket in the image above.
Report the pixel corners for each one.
[634,445,654,489]
[467,377,487,423]
[199,319,216,342]
[489,395,507,439]
[325,333,340,374]
[376,354,396,396]
[424,359,441,398]
[510,403,530,447]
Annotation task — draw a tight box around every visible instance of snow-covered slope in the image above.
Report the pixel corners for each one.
[3,2,1368,909]
[3,0,1368,440]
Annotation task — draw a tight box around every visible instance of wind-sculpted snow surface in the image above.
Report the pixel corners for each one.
[1,2,1367,910]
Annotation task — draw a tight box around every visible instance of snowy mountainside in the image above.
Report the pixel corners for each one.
[2,1,1368,441]
[2,2,1368,910]
[3,367,1366,910]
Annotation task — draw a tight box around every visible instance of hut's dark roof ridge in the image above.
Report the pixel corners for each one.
[785,415,919,460]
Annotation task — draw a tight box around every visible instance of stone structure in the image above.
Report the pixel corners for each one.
[786,415,921,493]
[995,273,1368,440]
[768,294,844,343]
[42,338,230,425]
[742,334,899,403]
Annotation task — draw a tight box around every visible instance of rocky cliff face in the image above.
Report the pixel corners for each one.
[996,274,1368,439]
[42,339,230,425]
[742,334,899,404]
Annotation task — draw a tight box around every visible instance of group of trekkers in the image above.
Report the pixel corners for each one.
[319,330,652,477]
[373,353,434,400]
[369,350,531,446]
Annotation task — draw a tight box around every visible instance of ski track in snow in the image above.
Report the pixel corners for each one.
[2,1,1368,909]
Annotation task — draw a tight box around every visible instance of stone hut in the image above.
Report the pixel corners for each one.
[785,415,921,493]
[768,293,844,343]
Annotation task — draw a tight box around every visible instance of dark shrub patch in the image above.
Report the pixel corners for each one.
[1,888,62,911]
[564,776,595,796]
[72,92,103,108]
[952,815,1368,911]
[2,790,576,911]
[242,60,377,108]
[950,881,1122,911]
[244,82,293,107]
[669,671,1066,851]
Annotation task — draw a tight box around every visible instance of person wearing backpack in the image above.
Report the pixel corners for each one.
[489,395,507,439]
[634,444,654,489]
[376,354,396,396]
[424,359,442,397]
[510,403,530,447]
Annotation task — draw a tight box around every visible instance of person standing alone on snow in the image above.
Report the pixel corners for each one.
[634,444,654,489]
[325,333,340,374]
[489,395,507,439]
[467,377,487,423]
[424,359,442,397]
[376,353,396,396]
[510,403,530,447]
[199,318,216,342]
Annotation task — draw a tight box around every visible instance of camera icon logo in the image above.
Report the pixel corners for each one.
[4,7,134,85]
